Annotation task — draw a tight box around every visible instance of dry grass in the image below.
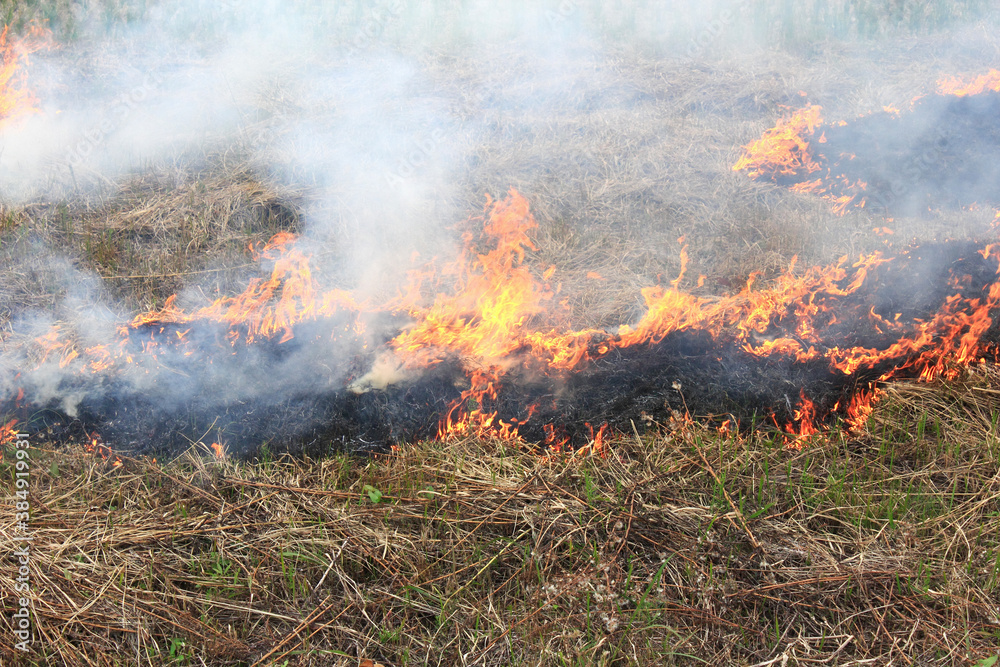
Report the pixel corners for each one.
[3,5,1000,666]
[0,158,302,326]
[4,9,1000,327]
[2,368,1000,665]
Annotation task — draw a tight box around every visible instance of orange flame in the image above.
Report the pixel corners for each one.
[85,433,122,467]
[789,389,818,437]
[0,418,18,445]
[131,232,364,345]
[389,191,554,367]
[734,69,1000,214]
[844,387,880,432]
[732,105,824,179]
[0,22,53,129]
[937,68,1000,97]
[19,190,1000,445]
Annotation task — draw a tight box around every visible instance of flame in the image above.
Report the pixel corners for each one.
[789,389,818,436]
[84,433,123,467]
[937,68,1000,97]
[844,387,880,431]
[734,69,1000,214]
[131,232,364,345]
[0,418,17,445]
[388,191,554,367]
[16,189,1000,446]
[731,105,824,179]
[0,22,53,129]
[730,104,870,215]
[11,64,1000,447]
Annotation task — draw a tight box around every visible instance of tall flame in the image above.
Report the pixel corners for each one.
[0,418,18,446]
[389,191,555,367]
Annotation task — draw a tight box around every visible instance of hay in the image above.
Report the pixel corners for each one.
[3,386,999,664]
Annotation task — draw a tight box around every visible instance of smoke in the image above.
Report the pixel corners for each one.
[2,1,1000,453]
[0,2,476,401]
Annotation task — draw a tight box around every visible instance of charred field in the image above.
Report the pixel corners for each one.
[739,87,1000,217]
[12,236,1000,461]
[3,2,1000,666]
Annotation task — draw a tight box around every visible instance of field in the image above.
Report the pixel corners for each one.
[2,1,1000,665]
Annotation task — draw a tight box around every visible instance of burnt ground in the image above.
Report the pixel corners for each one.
[8,239,999,459]
[771,90,1000,217]
[4,11,1000,461]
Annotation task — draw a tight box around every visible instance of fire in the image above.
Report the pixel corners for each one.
[131,232,364,345]
[731,105,824,179]
[730,103,867,215]
[0,418,17,445]
[84,433,122,467]
[843,387,880,431]
[11,188,1000,449]
[733,69,1000,215]
[789,389,817,436]
[0,22,53,129]
[937,68,1000,97]
[0,32,995,452]
[388,191,556,367]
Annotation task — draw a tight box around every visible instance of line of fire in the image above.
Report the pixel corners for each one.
[4,42,1000,459]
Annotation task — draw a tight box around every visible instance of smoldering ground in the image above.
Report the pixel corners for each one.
[2,1,1000,457]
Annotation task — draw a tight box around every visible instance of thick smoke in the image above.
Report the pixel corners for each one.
[0,0,613,451]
